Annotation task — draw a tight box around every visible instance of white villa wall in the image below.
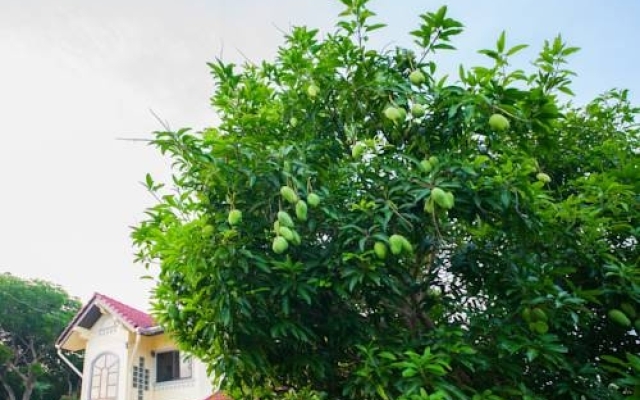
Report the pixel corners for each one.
[81,314,130,400]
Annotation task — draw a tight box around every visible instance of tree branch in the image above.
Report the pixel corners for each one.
[5,360,28,383]
[0,373,17,400]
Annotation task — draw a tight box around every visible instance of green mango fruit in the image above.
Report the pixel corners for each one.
[424,199,435,214]
[277,211,294,228]
[536,172,551,183]
[400,236,413,253]
[295,200,308,221]
[272,236,289,254]
[522,307,532,322]
[529,321,549,334]
[409,70,426,85]
[278,226,295,241]
[291,230,301,246]
[411,103,426,117]
[431,187,448,208]
[532,308,548,322]
[620,303,637,319]
[428,156,439,165]
[307,84,319,98]
[280,186,298,204]
[307,193,321,207]
[442,191,455,210]
[384,106,402,121]
[608,309,632,327]
[389,234,404,255]
[228,209,242,225]
[374,242,388,260]
[419,159,432,173]
[489,113,510,131]
[352,142,366,159]
[202,225,214,237]
[397,108,407,121]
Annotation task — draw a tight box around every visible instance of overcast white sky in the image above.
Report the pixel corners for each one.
[1,0,639,312]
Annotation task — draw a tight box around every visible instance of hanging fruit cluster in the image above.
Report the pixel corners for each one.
[270,185,321,254]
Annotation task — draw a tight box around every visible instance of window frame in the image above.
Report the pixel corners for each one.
[89,352,119,400]
[154,349,192,383]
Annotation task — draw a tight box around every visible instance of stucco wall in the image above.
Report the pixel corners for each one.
[81,314,130,400]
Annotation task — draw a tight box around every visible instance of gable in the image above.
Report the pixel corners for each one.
[56,293,161,352]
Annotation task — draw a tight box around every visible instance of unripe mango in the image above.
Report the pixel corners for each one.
[291,230,301,246]
[411,103,426,117]
[536,172,551,184]
[420,159,432,173]
[278,226,295,242]
[431,187,448,208]
[400,236,413,253]
[307,84,319,98]
[374,242,388,260]
[529,321,549,334]
[532,308,548,322]
[609,309,632,327]
[522,307,532,322]
[620,303,637,319]
[272,236,289,254]
[277,211,294,228]
[409,70,426,85]
[352,142,366,159]
[280,186,298,204]
[307,193,321,207]
[389,234,404,255]
[442,191,455,210]
[202,225,214,237]
[489,113,510,131]
[384,106,402,122]
[424,199,435,214]
[295,200,308,221]
[228,209,242,225]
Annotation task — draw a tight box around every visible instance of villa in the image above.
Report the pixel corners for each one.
[56,293,226,400]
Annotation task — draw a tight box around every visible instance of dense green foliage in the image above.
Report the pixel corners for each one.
[133,1,639,398]
[0,274,81,400]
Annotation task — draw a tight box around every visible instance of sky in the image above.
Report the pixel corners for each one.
[1,0,639,312]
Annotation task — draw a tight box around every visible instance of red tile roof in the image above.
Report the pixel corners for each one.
[56,292,159,348]
[203,393,229,400]
[95,293,155,329]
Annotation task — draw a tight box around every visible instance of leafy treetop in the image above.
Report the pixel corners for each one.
[133,0,640,398]
[0,273,81,400]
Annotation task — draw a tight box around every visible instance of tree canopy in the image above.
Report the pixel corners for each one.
[0,274,81,400]
[133,1,639,398]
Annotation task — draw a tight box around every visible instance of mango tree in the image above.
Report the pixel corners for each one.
[133,0,639,398]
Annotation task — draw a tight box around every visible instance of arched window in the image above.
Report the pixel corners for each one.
[89,352,119,400]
